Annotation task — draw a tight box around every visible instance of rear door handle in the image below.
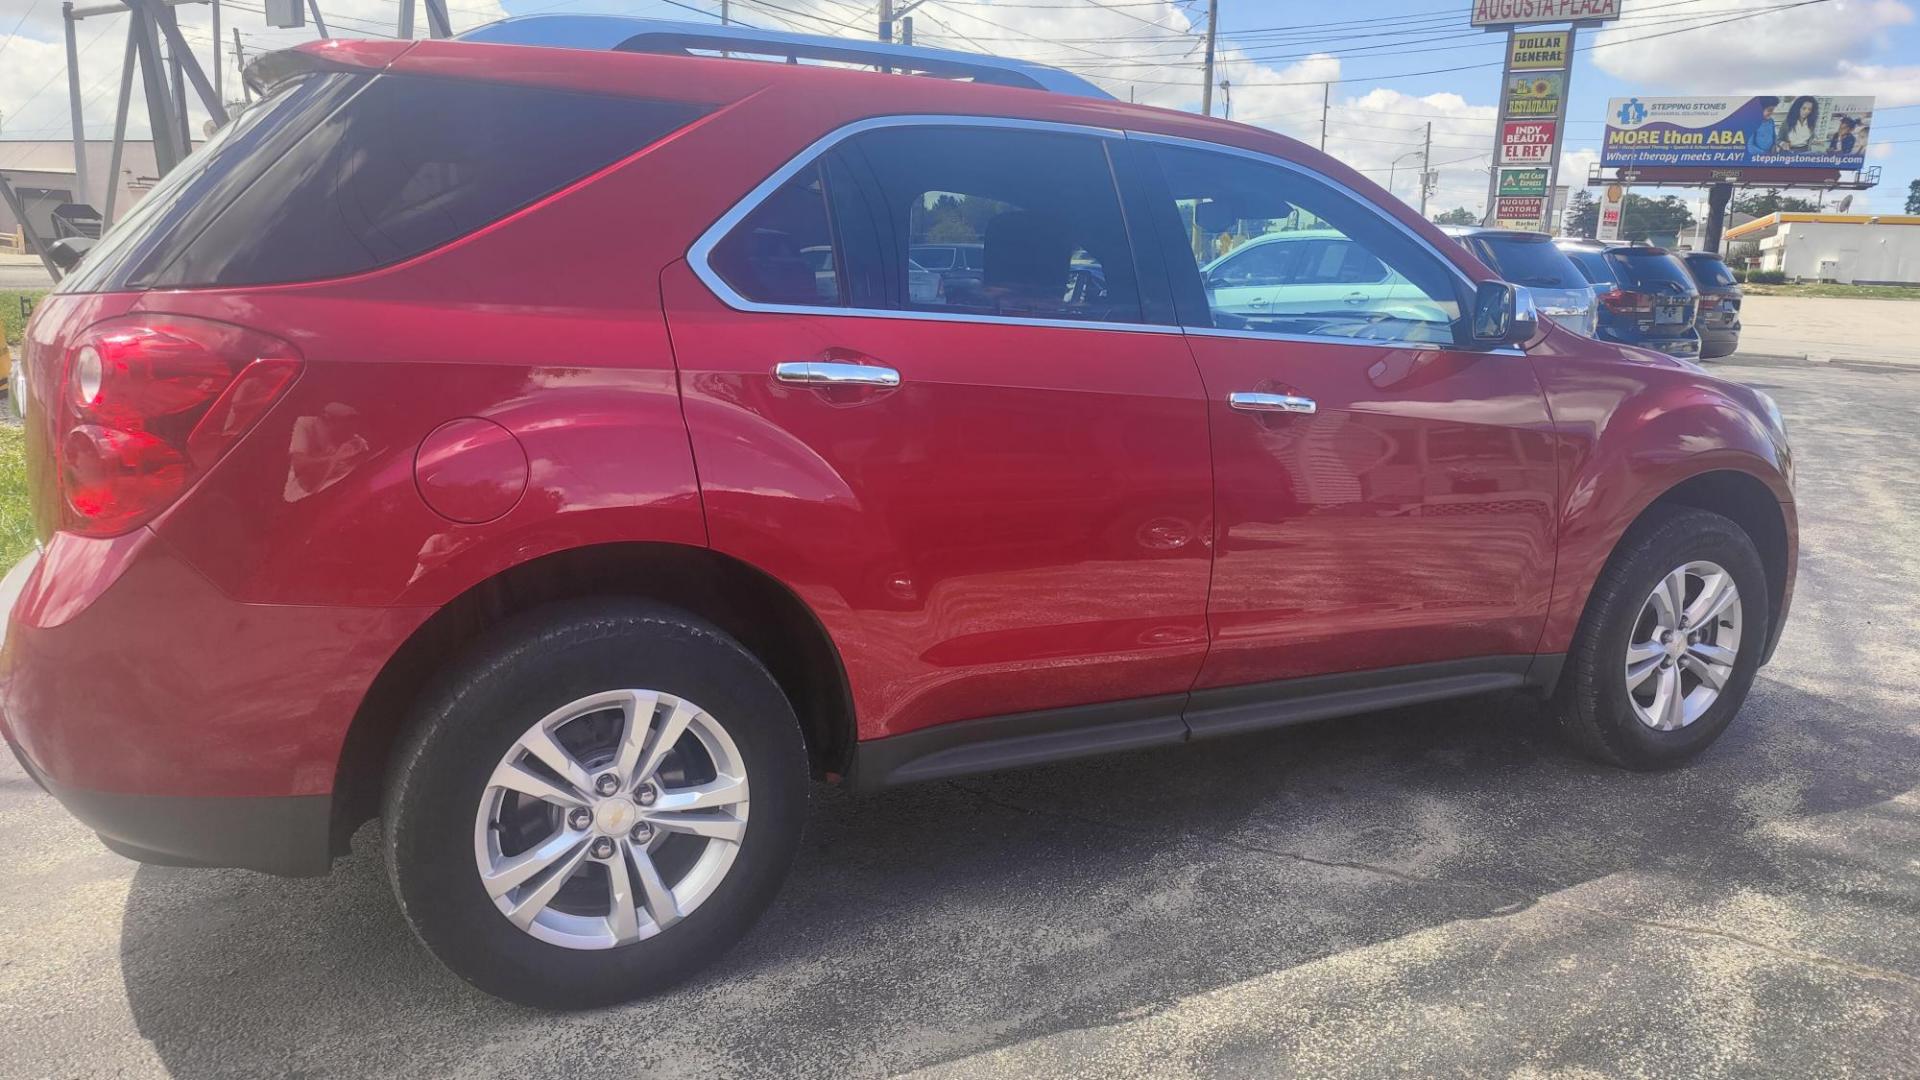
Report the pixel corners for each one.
[773,362,901,388]
[1229,392,1317,415]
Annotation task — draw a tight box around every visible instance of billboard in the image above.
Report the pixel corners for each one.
[1506,71,1565,117]
[1500,120,1558,164]
[1471,0,1621,27]
[1602,95,1875,171]
[1508,31,1569,70]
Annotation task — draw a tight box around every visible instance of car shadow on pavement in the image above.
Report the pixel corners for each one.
[117,676,1920,1078]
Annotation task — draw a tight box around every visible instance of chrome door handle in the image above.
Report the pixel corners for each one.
[1344,292,1368,305]
[773,361,901,388]
[1228,391,1317,415]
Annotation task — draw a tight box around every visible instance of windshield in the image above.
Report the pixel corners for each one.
[1608,251,1698,293]
[1466,236,1587,289]
[1560,248,1609,284]
[1687,255,1738,287]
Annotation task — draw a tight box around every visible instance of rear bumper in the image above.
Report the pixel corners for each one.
[1,530,430,875]
[1699,326,1740,358]
[8,741,333,875]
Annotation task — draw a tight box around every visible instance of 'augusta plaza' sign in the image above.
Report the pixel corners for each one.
[1471,0,1621,27]
[1472,0,1621,231]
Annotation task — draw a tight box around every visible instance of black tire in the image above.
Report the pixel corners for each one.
[1555,506,1769,770]
[382,599,808,1009]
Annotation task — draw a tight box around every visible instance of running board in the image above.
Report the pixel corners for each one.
[850,655,1560,791]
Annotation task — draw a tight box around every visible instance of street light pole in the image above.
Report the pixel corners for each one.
[1389,149,1424,201]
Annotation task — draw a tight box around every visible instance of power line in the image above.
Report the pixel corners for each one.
[1056,0,1836,88]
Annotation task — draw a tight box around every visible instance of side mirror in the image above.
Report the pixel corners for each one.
[1469,280,1540,348]
[47,236,94,272]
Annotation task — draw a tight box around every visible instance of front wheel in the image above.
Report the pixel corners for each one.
[1555,506,1769,770]
[382,600,808,1008]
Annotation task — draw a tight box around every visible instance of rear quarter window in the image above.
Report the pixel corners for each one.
[149,75,706,288]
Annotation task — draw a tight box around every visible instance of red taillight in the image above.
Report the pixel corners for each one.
[1599,289,1654,315]
[58,316,302,538]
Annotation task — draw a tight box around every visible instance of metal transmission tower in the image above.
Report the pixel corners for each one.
[63,0,230,222]
[396,0,452,39]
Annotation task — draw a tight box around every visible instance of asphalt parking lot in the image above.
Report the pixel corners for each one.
[3,351,1918,1079]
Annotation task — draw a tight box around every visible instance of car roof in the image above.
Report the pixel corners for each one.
[1555,238,1676,255]
[1439,225,1555,242]
[458,15,1113,98]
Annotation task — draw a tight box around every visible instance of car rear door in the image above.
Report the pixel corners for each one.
[662,119,1215,743]
[1128,136,1560,694]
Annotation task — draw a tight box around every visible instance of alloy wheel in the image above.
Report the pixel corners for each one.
[472,690,750,950]
[1624,560,1743,731]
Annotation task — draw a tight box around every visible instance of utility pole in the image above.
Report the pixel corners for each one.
[1200,0,1218,117]
[1320,82,1330,150]
[878,0,892,43]
[210,0,220,106]
[1418,121,1432,217]
[720,0,729,24]
[901,15,912,45]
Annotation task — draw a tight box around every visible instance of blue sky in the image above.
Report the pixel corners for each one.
[513,0,1920,215]
[1,0,1914,215]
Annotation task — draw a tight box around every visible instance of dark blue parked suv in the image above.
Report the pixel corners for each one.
[1555,239,1702,359]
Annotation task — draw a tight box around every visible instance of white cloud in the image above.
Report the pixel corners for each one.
[1592,0,1919,102]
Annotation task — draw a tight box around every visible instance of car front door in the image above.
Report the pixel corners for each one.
[1131,137,1560,696]
[663,120,1215,744]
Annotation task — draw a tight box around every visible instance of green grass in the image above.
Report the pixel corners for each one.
[1740,282,1920,300]
[0,425,35,566]
[2,290,47,345]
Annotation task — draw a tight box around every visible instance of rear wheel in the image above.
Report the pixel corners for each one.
[382,600,807,1008]
[1555,506,1768,769]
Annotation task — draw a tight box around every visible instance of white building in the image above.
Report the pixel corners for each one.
[1724,212,1920,285]
[0,140,180,250]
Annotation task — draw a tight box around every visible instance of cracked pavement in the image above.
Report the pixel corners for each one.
[3,354,1918,1078]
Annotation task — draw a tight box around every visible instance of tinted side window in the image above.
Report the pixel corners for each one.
[709,162,841,306]
[834,126,1143,324]
[155,76,707,288]
[1152,144,1461,345]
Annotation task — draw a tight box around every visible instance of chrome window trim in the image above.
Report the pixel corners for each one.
[685,114,1516,352]
[687,114,1140,334]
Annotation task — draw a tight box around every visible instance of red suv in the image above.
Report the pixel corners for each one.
[1,19,1795,1008]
